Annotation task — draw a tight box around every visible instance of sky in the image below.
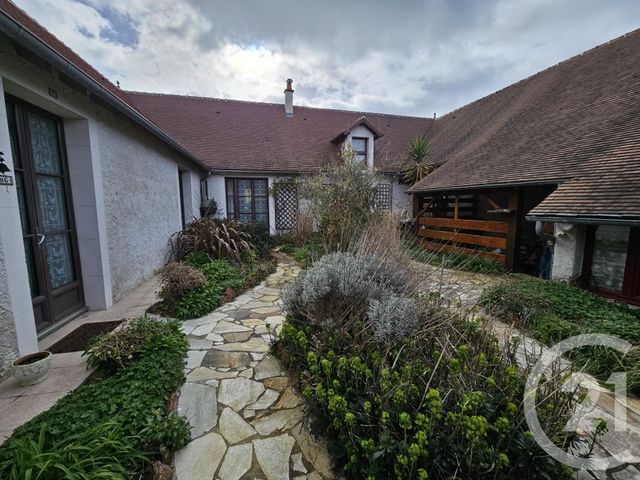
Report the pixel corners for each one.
[14,0,640,117]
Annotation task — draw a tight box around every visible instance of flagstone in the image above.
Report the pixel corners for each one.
[203,350,252,369]
[223,331,253,342]
[248,388,280,411]
[186,350,206,369]
[214,321,251,334]
[242,319,266,327]
[177,383,218,438]
[191,323,216,336]
[219,407,257,444]
[291,452,308,474]
[205,332,224,342]
[263,376,288,391]
[239,368,254,378]
[265,315,286,325]
[213,338,269,353]
[218,377,265,411]
[252,407,304,436]
[275,387,303,409]
[188,338,214,350]
[254,355,285,380]
[218,443,253,480]
[253,434,296,480]
[186,366,232,382]
[174,432,226,480]
[252,306,281,314]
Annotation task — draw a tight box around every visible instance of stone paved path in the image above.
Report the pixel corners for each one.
[173,254,333,480]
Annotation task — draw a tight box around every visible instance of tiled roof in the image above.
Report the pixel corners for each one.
[127,92,433,173]
[409,29,640,219]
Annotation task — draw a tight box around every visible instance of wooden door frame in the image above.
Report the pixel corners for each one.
[6,95,85,329]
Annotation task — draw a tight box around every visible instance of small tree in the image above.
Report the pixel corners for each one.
[400,135,433,185]
[301,145,381,250]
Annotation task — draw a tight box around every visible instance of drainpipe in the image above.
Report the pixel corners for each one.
[0,11,207,171]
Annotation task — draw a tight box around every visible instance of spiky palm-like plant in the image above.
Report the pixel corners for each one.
[400,135,432,185]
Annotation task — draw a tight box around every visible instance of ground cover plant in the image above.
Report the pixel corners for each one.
[275,222,581,479]
[481,276,640,394]
[154,219,276,320]
[0,318,189,479]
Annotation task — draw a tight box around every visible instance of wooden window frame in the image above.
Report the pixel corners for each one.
[225,178,269,224]
[352,137,368,163]
[582,225,640,306]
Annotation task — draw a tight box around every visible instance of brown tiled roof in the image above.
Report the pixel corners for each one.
[127,92,433,173]
[409,29,640,219]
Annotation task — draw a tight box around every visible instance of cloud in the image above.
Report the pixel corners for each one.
[13,0,640,116]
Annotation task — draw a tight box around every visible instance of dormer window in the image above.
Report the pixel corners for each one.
[352,137,368,163]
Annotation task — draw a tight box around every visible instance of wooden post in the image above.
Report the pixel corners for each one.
[504,188,522,270]
[454,195,459,220]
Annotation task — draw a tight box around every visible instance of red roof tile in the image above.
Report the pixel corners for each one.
[127,92,433,173]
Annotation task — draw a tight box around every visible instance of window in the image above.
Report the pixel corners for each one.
[583,225,640,304]
[225,178,269,223]
[352,137,368,164]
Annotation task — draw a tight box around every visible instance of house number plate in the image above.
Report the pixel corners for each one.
[0,175,14,186]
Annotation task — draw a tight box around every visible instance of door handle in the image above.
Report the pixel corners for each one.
[37,233,45,246]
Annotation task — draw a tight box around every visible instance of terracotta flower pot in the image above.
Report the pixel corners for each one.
[12,351,52,387]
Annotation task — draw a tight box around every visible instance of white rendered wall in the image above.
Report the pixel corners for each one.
[0,32,203,331]
[551,223,586,281]
[0,80,38,373]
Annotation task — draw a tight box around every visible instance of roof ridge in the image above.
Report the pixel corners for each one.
[125,90,434,121]
[440,27,640,120]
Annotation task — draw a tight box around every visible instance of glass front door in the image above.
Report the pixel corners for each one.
[6,97,85,332]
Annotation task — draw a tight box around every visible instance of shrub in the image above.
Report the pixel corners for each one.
[0,318,188,478]
[169,217,253,263]
[481,277,640,394]
[298,145,382,250]
[84,316,176,372]
[240,221,275,257]
[4,422,148,480]
[141,411,191,452]
[175,259,245,319]
[282,252,414,333]
[160,262,207,305]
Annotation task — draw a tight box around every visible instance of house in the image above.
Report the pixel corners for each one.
[1,0,638,378]
[0,0,207,375]
[408,29,640,306]
[125,83,431,233]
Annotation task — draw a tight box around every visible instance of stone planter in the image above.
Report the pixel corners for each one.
[12,351,52,387]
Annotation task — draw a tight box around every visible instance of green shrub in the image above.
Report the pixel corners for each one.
[240,221,275,256]
[3,422,148,480]
[184,250,211,269]
[0,318,188,478]
[84,316,176,372]
[141,411,191,452]
[176,260,245,319]
[481,277,640,394]
[277,315,575,479]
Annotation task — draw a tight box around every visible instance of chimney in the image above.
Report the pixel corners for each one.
[284,78,294,117]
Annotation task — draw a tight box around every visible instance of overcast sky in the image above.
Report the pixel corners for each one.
[14,0,640,117]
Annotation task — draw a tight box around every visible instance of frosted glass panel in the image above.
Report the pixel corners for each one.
[44,233,75,289]
[37,176,68,231]
[590,225,629,292]
[28,112,62,174]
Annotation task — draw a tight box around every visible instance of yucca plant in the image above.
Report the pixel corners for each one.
[169,217,253,263]
[400,135,433,185]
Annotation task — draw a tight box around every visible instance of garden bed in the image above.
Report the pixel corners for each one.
[481,276,640,395]
[0,318,189,479]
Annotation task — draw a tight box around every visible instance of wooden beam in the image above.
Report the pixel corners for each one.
[454,195,459,220]
[418,217,509,233]
[419,229,507,250]
[504,188,522,270]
